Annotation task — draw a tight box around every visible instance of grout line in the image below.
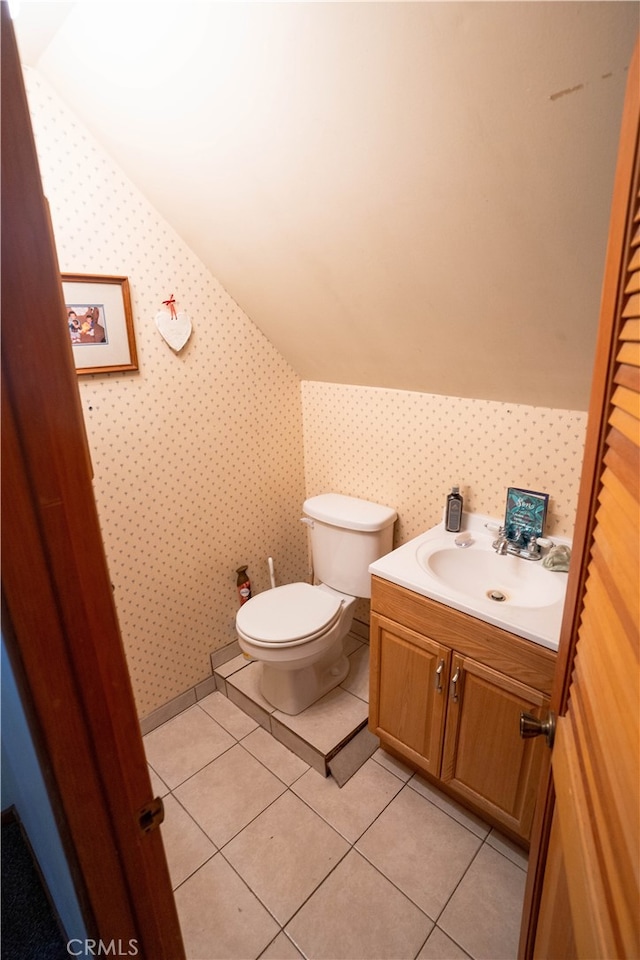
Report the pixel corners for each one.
[163,699,433,953]
[430,839,485,927]
[258,929,301,960]
[155,678,525,960]
[170,845,217,895]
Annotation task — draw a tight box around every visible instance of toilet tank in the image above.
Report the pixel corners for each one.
[303,494,397,599]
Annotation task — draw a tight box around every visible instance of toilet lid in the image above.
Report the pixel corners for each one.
[236,583,343,644]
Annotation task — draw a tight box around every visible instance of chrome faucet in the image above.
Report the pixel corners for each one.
[527,537,541,559]
[491,528,551,560]
[492,528,510,554]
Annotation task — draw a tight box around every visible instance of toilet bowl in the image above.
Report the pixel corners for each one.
[235,493,397,715]
[236,582,356,715]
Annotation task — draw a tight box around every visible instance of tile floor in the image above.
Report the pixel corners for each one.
[144,641,528,960]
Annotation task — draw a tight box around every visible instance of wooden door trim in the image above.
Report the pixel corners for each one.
[519,35,640,959]
[1,5,185,956]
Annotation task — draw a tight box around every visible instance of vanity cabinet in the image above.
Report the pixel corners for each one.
[373,617,451,776]
[369,576,556,844]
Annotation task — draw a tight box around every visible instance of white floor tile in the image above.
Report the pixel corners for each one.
[174,743,286,847]
[417,926,472,959]
[285,849,433,960]
[175,854,279,960]
[486,828,529,871]
[371,747,415,782]
[356,785,482,919]
[438,843,526,960]
[148,764,170,798]
[259,931,304,959]
[160,794,216,889]
[227,660,275,712]
[273,686,368,755]
[143,705,235,789]
[240,726,310,785]
[152,655,528,960]
[199,689,260,739]
[340,644,370,702]
[408,773,491,840]
[291,757,403,843]
[224,792,350,925]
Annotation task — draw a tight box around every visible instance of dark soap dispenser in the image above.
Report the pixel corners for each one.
[445,485,463,532]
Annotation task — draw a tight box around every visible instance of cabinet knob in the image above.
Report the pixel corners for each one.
[520,711,555,748]
[434,659,445,694]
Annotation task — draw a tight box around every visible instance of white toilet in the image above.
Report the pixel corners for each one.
[235,493,397,715]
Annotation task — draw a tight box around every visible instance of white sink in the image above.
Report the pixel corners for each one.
[417,543,566,610]
[369,513,571,651]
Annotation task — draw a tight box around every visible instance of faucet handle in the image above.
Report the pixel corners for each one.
[527,537,540,556]
[527,536,553,557]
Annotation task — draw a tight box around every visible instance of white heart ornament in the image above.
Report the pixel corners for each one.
[155,309,192,352]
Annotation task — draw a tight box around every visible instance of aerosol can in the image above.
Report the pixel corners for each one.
[236,566,252,605]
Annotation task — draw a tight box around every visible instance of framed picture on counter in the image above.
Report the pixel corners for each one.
[504,487,549,544]
[62,273,138,375]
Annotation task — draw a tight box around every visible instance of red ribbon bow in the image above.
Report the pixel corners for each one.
[162,294,177,319]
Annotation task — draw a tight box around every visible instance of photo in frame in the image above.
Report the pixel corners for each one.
[62,274,138,375]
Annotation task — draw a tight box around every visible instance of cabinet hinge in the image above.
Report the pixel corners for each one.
[137,796,164,834]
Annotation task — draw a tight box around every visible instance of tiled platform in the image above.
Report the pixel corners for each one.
[212,632,374,776]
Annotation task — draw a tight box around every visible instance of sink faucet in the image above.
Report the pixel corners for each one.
[527,537,541,559]
[492,528,510,554]
[492,528,550,560]
[492,527,533,557]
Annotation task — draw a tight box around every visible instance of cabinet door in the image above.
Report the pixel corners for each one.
[369,613,450,776]
[441,654,548,840]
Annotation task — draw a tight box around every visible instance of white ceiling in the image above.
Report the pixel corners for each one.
[14,1,639,408]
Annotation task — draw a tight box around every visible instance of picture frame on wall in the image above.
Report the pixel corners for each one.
[62,273,138,375]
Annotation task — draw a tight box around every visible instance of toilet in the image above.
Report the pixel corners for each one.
[235,494,397,715]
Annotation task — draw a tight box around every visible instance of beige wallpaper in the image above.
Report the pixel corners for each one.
[25,68,587,720]
[301,382,586,544]
[25,69,309,718]
[301,380,587,626]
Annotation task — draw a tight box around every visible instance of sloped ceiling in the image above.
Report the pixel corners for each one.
[15,1,639,408]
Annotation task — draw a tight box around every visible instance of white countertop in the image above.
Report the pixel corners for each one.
[369,512,571,651]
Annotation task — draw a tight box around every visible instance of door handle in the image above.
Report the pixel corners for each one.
[434,659,445,694]
[520,711,555,748]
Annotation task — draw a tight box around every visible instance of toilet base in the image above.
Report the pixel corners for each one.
[260,639,350,715]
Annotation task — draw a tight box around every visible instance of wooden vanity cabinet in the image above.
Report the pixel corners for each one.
[440,653,548,841]
[369,576,556,844]
[371,616,451,776]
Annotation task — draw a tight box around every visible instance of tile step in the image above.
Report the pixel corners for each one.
[212,639,377,782]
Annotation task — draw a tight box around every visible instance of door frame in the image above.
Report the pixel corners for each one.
[519,35,640,958]
[1,4,185,956]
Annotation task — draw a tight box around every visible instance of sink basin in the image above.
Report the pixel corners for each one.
[417,544,566,610]
[369,513,571,651]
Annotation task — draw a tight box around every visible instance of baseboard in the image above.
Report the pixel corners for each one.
[140,628,368,737]
[140,641,241,735]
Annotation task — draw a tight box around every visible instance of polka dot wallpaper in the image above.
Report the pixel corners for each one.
[302,382,586,544]
[25,68,587,719]
[25,68,309,718]
[301,382,587,623]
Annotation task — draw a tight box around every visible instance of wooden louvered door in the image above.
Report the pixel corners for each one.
[521,37,639,960]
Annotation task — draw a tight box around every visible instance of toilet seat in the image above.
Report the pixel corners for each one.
[236,582,343,645]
